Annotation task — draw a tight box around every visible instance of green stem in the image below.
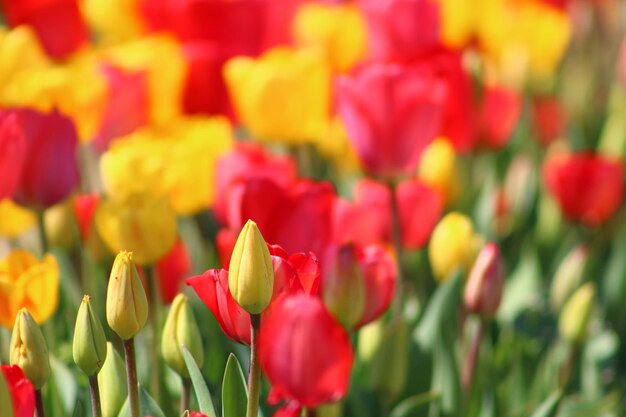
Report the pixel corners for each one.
[246,314,262,417]
[462,319,486,393]
[35,389,45,417]
[387,180,406,319]
[146,265,164,402]
[89,375,103,417]
[123,338,141,417]
[558,344,580,390]
[37,210,49,255]
[180,378,191,415]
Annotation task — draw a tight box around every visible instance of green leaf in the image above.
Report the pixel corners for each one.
[390,391,440,417]
[117,387,166,417]
[529,390,563,417]
[431,333,461,417]
[222,353,248,417]
[182,344,217,417]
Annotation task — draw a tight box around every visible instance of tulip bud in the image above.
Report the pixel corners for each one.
[559,282,595,345]
[98,342,127,417]
[161,294,204,377]
[228,220,274,314]
[550,245,588,312]
[464,243,504,318]
[0,370,13,417]
[106,251,148,340]
[9,308,51,389]
[73,295,108,376]
[321,243,366,328]
[418,137,459,204]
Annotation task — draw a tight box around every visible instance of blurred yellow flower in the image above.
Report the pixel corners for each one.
[0,251,59,328]
[101,116,232,215]
[0,26,50,91]
[224,47,331,144]
[429,212,482,282]
[95,193,177,265]
[418,137,459,204]
[293,2,367,73]
[102,35,187,127]
[82,0,145,44]
[316,117,360,172]
[0,200,36,238]
[45,199,79,250]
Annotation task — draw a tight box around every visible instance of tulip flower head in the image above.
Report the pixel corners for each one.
[464,243,504,318]
[98,342,127,417]
[9,309,50,390]
[73,295,108,376]
[1,365,35,417]
[559,282,595,345]
[0,111,25,200]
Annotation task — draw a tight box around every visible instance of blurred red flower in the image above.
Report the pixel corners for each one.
[11,109,80,210]
[544,152,625,226]
[1,364,36,417]
[156,239,192,303]
[0,0,88,58]
[336,60,447,179]
[73,194,100,241]
[187,245,319,344]
[260,294,353,409]
[478,86,522,150]
[532,97,567,146]
[0,111,25,200]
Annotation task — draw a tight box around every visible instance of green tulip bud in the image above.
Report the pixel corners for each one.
[73,295,108,376]
[0,371,14,417]
[9,308,51,389]
[161,294,204,377]
[559,282,595,345]
[550,245,588,312]
[228,220,274,314]
[106,251,148,340]
[98,342,127,417]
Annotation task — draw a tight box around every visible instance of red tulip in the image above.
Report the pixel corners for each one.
[336,60,447,179]
[357,0,441,61]
[478,86,522,150]
[532,97,567,147]
[1,0,88,58]
[333,178,443,249]
[156,239,192,303]
[12,109,80,210]
[1,365,36,417]
[543,152,625,226]
[260,294,354,408]
[187,245,319,344]
[0,110,25,199]
[189,413,209,417]
[464,243,504,317]
[73,194,100,241]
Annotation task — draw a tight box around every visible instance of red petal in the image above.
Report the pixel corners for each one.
[2,364,36,417]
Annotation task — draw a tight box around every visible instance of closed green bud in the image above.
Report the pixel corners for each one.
[9,308,51,389]
[106,251,148,340]
[559,282,595,345]
[98,342,127,417]
[73,295,108,376]
[228,220,274,314]
[0,371,13,417]
[550,245,588,312]
[161,294,204,377]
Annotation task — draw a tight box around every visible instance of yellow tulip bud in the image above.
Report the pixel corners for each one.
[73,295,108,376]
[429,212,481,282]
[0,370,13,417]
[98,342,127,417]
[550,246,588,312]
[418,137,459,204]
[363,320,408,399]
[9,308,51,389]
[106,251,148,340]
[161,294,204,377]
[559,282,595,345]
[228,220,274,314]
[45,199,78,250]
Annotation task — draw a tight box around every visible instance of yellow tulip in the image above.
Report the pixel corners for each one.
[0,199,36,238]
[45,198,79,250]
[102,35,187,126]
[100,116,232,215]
[418,137,459,204]
[82,0,145,44]
[429,212,482,282]
[0,251,59,328]
[95,193,177,265]
[224,47,331,144]
[161,294,204,377]
[559,282,595,345]
[293,2,367,73]
[10,308,51,389]
[315,116,361,173]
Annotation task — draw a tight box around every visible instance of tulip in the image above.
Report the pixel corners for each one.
[0,111,25,199]
[429,212,481,282]
[464,243,504,318]
[1,365,36,417]
[0,250,59,328]
[0,200,36,239]
[559,282,595,345]
[73,194,111,262]
[336,60,447,179]
[543,152,625,226]
[161,294,204,378]
[228,220,274,314]
[259,294,354,408]
[98,343,127,417]
[95,193,177,265]
[9,109,80,210]
[418,138,459,204]
[532,97,567,146]
[10,309,50,390]
[82,0,145,43]
[550,246,588,312]
[106,251,148,340]
[44,198,78,250]
[358,0,441,61]
[477,86,522,150]
[224,47,331,144]
[155,239,192,303]
[293,2,367,73]
[1,0,88,58]
[73,296,108,376]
